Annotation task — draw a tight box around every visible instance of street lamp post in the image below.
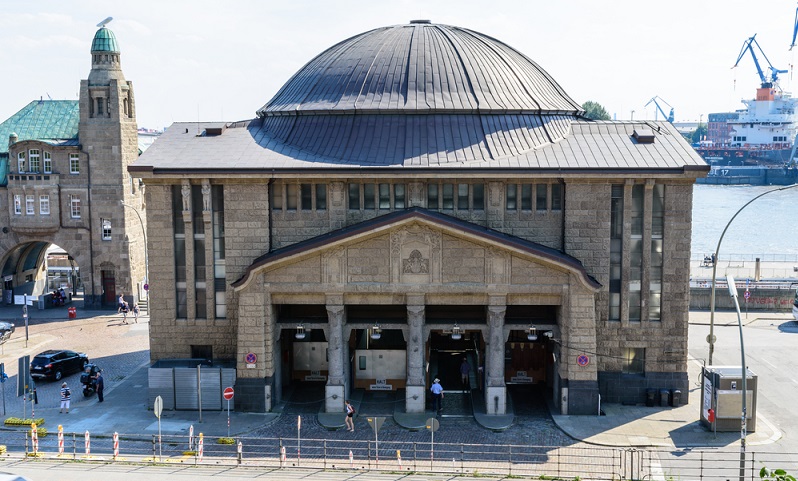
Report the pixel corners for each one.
[726,274,747,481]
[707,184,798,365]
[120,201,148,298]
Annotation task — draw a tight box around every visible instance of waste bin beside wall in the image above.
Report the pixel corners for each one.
[659,389,670,407]
[645,388,656,407]
[671,389,682,406]
[68,307,76,319]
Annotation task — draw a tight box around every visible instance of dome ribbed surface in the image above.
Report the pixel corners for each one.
[91,27,119,52]
[253,22,584,165]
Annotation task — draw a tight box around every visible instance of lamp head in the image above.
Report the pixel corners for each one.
[726,274,738,298]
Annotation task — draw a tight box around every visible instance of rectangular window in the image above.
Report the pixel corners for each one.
[506,184,517,211]
[173,186,187,318]
[39,195,50,215]
[521,184,532,210]
[70,154,80,174]
[609,185,623,321]
[393,184,406,209]
[427,184,439,210]
[25,195,34,215]
[457,184,469,210]
[631,185,644,236]
[377,184,390,210]
[285,184,297,210]
[102,219,112,240]
[363,183,375,210]
[13,195,21,215]
[536,184,547,212]
[442,183,454,209]
[315,184,327,210]
[212,185,226,319]
[17,152,25,172]
[650,184,665,322]
[43,152,52,173]
[551,184,563,211]
[271,184,283,211]
[472,183,484,211]
[622,348,645,374]
[70,195,81,218]
[300,184,312,211]
[348,183,360,210]
[28,150,40,173]
[96,97,104,115]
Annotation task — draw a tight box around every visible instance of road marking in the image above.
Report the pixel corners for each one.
[762,359,778,370]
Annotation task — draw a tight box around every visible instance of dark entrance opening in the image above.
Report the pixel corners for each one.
[101,270,116,307]
[276,304,329,414]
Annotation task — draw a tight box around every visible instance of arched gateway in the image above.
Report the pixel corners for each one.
[135,21,707,416]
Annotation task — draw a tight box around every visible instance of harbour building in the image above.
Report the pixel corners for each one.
[133,21,709,415]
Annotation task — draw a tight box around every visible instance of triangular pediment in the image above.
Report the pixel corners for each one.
[232,208,600,292]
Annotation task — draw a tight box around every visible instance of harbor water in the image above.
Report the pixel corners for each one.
[691,184,798,259]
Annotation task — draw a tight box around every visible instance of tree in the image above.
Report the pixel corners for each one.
[691,124,708,144]
[582,101,611,121]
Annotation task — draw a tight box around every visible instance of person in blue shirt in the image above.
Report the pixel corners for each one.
[430,378,444,414]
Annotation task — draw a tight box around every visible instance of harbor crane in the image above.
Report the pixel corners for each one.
[644,96,674,122]
[733,34,787,87]
[791,6,798,50]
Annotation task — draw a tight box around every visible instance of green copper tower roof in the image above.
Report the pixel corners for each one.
[91,26,119,52]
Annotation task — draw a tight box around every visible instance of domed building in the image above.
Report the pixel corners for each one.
[134,21,708,416]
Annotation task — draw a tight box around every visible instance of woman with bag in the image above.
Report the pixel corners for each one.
[344,400,355,432]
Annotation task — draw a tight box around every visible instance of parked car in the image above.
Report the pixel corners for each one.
[30,350,89,381]
[0,322,14,344]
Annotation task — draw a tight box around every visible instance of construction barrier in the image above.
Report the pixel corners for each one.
[198,433,203,463]
[85,431,90,456]
[113,432,119,459]
[30,423,38,455]
[57,425,64,455]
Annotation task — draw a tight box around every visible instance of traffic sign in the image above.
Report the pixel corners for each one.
[144,283,149,291]
[245,352,257,364]
[367,416,386,434]
[425,417,440,432]
[223,387,234,401]
[706,334,717,344]
[744,290,750,300]
[576,354,590,367]
[154,395,163,419]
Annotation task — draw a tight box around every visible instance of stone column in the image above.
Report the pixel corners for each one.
[182,181,195,320]
[405,303,426,413]
[325,304,346,412]
[485,305,507,414]
[202,180,215,320]
[641,181,654,322]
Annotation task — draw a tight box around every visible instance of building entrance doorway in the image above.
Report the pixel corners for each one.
[427,329,483,417]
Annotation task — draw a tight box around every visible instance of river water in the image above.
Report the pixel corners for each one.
[691,184,798,258]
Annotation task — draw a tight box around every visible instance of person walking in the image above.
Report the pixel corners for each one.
[132,303,139,323]
[60,382,71,413]
[121,302,129,324]
[460,357,471,389]
[344,400,355,432]
[95,370,105,402]
[430,378,444,414]
[117,294,125,313]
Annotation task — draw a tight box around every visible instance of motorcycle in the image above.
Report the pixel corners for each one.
[80,363,101,397]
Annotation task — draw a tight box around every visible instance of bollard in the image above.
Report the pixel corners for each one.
[113,432,119,460]
[280,445,286,466]
[349,449,354,469]
[189,424,194,451]
[151,435,156,462]
[198,433,204,463]
[237,441,243,465]
[84,430,90,456]
[31,423,38,455]
[57,425,64,455]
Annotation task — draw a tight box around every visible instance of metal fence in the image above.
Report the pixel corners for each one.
[7,430,798,480]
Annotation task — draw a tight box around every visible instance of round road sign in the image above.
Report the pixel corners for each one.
[706,334,717,344]
[154,395,163,418]
[576,354,590,367]
[744,290,750,300]
[425,417,440,432]
[245,352,257,364]
[223,387,234,401]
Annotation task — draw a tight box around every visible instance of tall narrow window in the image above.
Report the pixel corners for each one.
[441,183,454,209]
[378,184,390,210]
[17,152,25,172]
[363,184,375,210]
[536,184,547,212]
[102,219,112,240]
[70,195,81,218]
[521,184,532,210]
[472,184,484,211]
[173,186,187,318]
[300,184,312,210]
[43,152,52,173]
[506,184,518,211]
[286,184,297,210]
[551,184,563,211]
[212,185,226,319]
[13,195,21,215]
[69,154,80,174]
[315,184,327,210]
[25,195,34,215]
[348,183,360,210]
[427,184,439,210]
[39,195,50,215]
[457,184,469,210]
[393,184,405,209]
[192,185,206,319]
[609,185,623,321]
[650,184,665,321]
[96,97,104,115]
[28,150,40,173]
[629,185,645,321]
[271,184,283,211]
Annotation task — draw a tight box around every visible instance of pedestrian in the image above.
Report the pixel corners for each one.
[344,400,355,432]
[121,302,129,324]
[430,378,444,414]
[60,382,71,413]
[460,357,471,388]
[132,303,139,323]
[117,294,125,313]
[95,370,104,402]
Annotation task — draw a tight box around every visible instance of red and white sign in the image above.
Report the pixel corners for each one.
[223,387,234,401]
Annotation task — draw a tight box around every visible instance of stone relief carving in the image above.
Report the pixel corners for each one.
[403,249,429,274]
[181,181,191,211]
[322,247,346,284]
[488,181,503,207]
[201,181,211,211]
[330,182,344,207]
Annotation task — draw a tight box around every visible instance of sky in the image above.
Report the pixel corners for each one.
[2,0,798,130]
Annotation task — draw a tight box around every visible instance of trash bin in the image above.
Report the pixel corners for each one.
[68,306,77,319]
[645,388,656,407]
[659,389,669,407]
[671,389,681,406]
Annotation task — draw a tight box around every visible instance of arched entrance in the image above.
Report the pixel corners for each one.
[0,241,85,308]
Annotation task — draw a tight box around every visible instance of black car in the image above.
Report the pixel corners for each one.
[30,350,89,381]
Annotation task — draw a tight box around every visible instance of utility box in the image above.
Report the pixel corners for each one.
[700,366,757,432]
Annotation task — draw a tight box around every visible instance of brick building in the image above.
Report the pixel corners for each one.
[133,21,709,415]
[0,24,145,308]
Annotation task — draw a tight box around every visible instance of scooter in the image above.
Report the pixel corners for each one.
[80,363,101,397]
